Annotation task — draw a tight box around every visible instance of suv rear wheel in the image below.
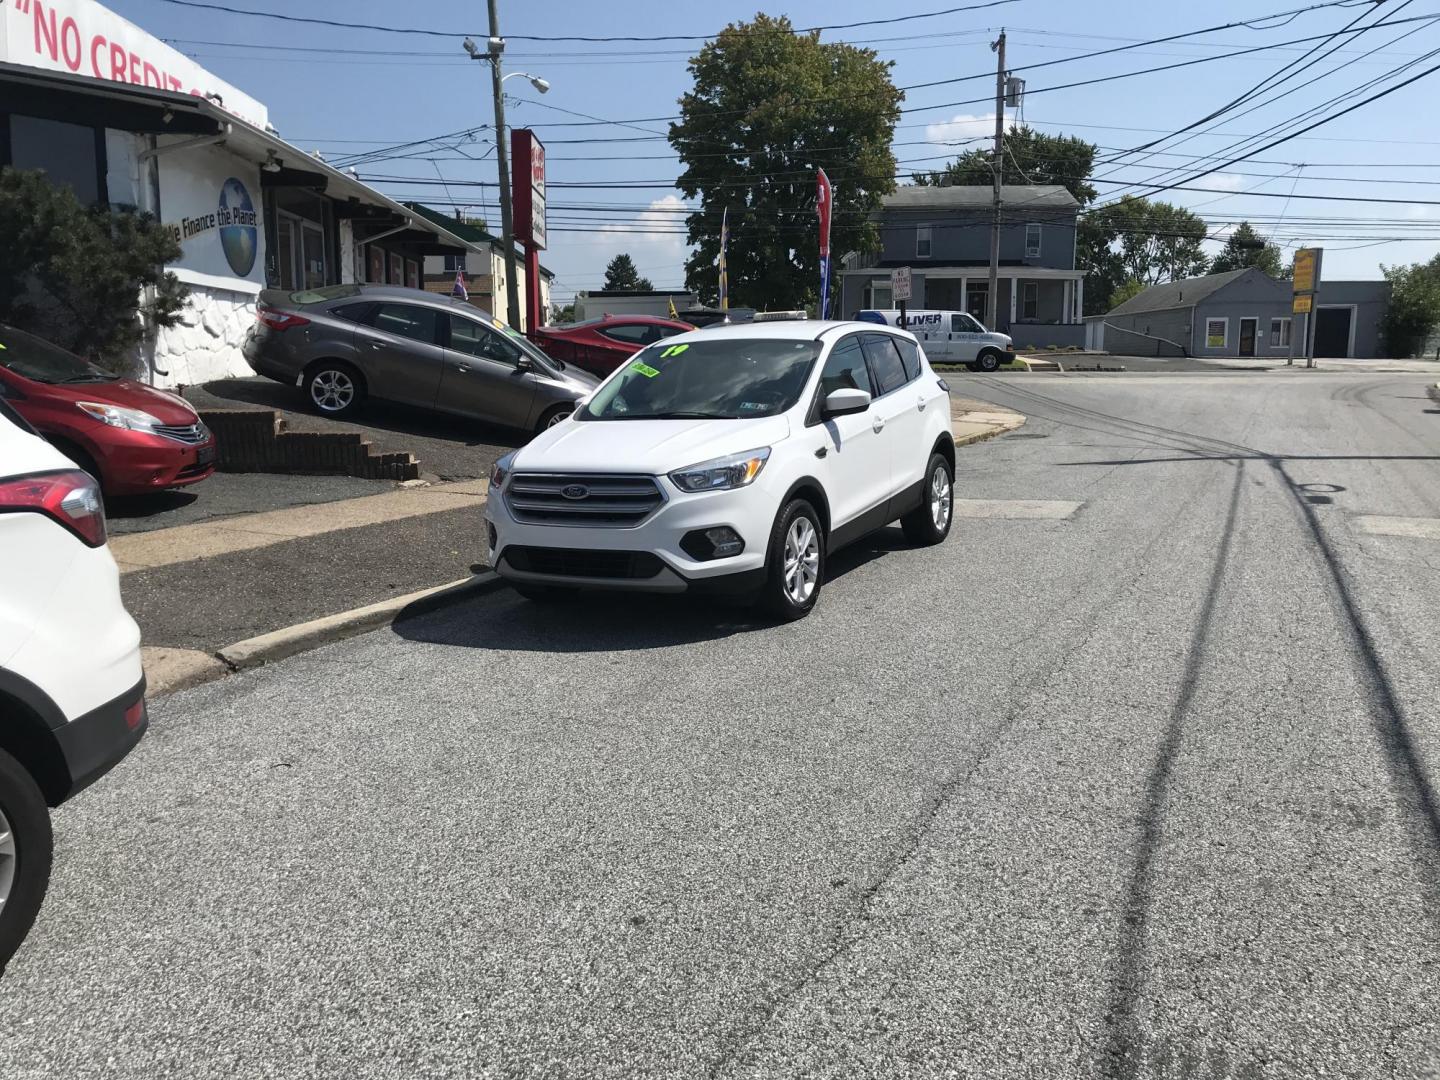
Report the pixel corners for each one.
[305,361,366,418]
[762,498,824,621]
[901,453,954,546]
[0,747,54,974]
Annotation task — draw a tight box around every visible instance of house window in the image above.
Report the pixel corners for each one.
[1025,224,1042,258]
[865,281,892,309]
[6,114,104,206]
[1270,317,1291,347]
[444,253,468,273]
[1022,282,1039,321]
[1205,318,1228,349]
[915,226,932,259]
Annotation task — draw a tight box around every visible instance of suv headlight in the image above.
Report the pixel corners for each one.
[76,402,162,432]
[669,447,770,493]
[490,451,516,490]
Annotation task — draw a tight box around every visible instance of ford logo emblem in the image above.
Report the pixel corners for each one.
[561,484,589,500]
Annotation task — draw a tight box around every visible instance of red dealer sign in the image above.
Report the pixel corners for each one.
[0,0,268,127]
[510,128,546,252]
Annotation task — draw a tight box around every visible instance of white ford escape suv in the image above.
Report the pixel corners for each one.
[0,402,147,972]
[485,320,956,619]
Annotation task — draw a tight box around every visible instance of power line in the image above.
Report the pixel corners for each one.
[149,0,1022,42]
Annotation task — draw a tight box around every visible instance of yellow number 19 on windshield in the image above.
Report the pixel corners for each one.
[659,344,689,358]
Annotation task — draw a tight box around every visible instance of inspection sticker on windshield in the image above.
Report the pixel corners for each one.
[630,361,661,378]
[740,402,768,412]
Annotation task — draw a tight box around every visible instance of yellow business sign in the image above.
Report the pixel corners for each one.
[1293,294,1313,314]
[1293,249,1318,294]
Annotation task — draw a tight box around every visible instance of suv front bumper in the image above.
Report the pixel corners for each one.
[485,476,773,596]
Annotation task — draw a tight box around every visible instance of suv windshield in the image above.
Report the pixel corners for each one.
[581,338,820,421]
[0,324,118,384]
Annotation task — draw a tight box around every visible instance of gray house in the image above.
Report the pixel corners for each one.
[1086,267,1390,358]
[838,185,1087,347]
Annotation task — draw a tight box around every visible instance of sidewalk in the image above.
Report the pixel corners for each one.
[128,395,1025,694]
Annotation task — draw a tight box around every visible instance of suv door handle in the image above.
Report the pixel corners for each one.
[872,416,885,434]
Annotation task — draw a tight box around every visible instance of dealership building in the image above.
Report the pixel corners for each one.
[1,0,500,386]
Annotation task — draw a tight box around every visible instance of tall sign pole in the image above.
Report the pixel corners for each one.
[816,169,833,320]
[486,0,522,330]
[986,30,1006,332]
[1290,247,1323,369]
[718,207,730,314]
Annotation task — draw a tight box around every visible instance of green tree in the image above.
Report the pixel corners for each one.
[1081,196,1209,311]
[549,301,576,324]
[670,14,902,310]
[912,125,1098,205]
[0,168,186,373]
[1108,278,1147,309]
[1210,221,1283,277]
[602,253,653,292]
[1379,255,1440,356]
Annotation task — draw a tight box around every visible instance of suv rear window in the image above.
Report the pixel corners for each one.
[861,334,909,396]
[895,338,922,381]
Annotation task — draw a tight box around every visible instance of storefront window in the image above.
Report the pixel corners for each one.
[7,114,102,206]
[389,253,404,285]
[368,247,385,284]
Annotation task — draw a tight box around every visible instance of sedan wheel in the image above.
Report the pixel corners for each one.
[306,363,365,418]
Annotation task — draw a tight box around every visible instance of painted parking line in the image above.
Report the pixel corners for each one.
[1354,515,1440,541]
[953,499,1082,520]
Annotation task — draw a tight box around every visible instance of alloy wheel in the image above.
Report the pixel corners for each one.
[783,516,820,605]
[930,465,953,532]
[311,370,355,412]
[0,803,14,916]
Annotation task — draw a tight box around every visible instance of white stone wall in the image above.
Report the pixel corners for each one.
[151,285,257,389]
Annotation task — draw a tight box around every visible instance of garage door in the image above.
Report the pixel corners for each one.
[1314,307,1352,358]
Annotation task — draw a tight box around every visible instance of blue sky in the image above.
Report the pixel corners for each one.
[114,0,1440,302]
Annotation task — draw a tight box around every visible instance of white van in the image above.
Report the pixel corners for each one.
[856,310,1015,372]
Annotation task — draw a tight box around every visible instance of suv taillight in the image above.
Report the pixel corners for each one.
[0,469,107,547]
[256,305,311,331]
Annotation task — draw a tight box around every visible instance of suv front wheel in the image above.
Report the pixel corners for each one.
[762,498,824,621]
[0,748,53,974]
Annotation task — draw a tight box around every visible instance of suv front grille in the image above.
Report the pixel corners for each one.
[503,546,663,579]
[153,422,209,445]
[506,473,664,527]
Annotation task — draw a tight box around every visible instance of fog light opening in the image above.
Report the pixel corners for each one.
[682,526,745,561]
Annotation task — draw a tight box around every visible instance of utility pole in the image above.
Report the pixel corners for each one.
[986,30,1006,332]
[487,0,522,330]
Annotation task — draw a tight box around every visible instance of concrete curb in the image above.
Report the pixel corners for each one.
[217,572,505,672]
[144,572,505,697]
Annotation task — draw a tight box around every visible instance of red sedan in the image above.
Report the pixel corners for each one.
[530,315,694,377]
[0,324,217,497]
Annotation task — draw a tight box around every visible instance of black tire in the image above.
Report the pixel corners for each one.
[0,748,54,975]
[303,361,366,418]
[535,404,574,433]
[760,498,825,621]
[975,348,1002,373]
[901,453,955,546]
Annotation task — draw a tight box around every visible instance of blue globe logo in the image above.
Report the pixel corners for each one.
[218,177,257,277]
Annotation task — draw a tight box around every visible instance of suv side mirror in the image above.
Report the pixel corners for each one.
[822,387,871,418]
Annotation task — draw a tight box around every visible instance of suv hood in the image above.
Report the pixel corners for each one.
[515,413,792,474]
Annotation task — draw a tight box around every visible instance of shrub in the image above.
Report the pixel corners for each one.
[0,167,188,374]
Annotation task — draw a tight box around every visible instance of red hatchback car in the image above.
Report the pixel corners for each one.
[530,315,694,378]
[0,324,216,497]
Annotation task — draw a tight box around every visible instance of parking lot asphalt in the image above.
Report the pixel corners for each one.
[107,472,397,535]
[3,372,1439,1079]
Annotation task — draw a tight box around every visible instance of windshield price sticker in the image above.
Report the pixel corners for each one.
[631,361,661,378]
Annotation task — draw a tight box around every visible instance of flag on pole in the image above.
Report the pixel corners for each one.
[718,207,730,313]
[816,168,833,320]
[451,267,468,301]
[667,296,680,320]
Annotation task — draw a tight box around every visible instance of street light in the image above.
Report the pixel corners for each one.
[463,15,548,332]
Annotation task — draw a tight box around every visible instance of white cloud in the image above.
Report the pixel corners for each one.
[924,112,1002,148]
[1192,173,1246,192]
[557,195,694,293]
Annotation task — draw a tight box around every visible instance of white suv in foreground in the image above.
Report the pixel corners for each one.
[0,404,147,972]
[485,320,955,619]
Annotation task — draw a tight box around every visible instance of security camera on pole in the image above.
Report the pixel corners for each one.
[464,4,548,332]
